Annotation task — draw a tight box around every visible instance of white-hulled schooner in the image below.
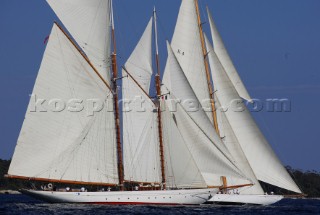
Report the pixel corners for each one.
[5,0,302,205]
[160,0,303,205]
[5,0,256,205]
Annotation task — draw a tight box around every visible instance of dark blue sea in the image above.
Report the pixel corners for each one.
[0,194,319,215]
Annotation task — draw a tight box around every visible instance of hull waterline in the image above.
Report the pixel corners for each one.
[207,194,284,205]
[20,188,217,205]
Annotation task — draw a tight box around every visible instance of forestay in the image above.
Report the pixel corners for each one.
[206,35,302,193]
[207,8,252,102]
[47,0,112,83]
[8,24,118,185]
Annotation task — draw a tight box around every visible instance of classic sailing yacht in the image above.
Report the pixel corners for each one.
[5,0,254,205]
[161,0,302,205]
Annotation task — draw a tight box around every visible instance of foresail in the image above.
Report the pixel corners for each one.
[206,37,302,193]
[207,8,252,102]
[161,100,207,189]
[171,0,212,114]
[122,69,161,184]
[8,24,118,185]
[163,42,251,187]
[125,18,153,93]
[47,0,112,83]
[206,35,264,194]
[163,42,230,155]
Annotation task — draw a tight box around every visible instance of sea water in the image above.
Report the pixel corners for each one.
[0,194,319,215]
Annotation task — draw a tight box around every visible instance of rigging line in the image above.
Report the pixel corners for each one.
[122,66,155,104]
[54,22,112,92]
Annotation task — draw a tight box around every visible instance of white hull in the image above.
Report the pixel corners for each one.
[207,194,284,205]
[21,188,217,205]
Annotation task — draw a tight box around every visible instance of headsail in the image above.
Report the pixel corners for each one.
[207,8,252,102]
[8,24,118,185]
[205,35,264,194]
[163,42,251,187]
[206,35,302,193]
[47,0,112,83]
[161,101,207,189]
[122,19,161,184]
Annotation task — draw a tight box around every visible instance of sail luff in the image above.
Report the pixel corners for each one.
[110,0,124,189]
[153,8,166,188]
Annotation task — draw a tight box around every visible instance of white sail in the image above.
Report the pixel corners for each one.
[122,71,161,183]
[163,42,251,187]
[122,20,160,183]
[206,37,302,193]
[125,18,153,93]
[47,0,112,83]
[8,24,118,185]
[163,42,231,159]
[171,0,212,114]
[161,101,207,189]
[207,8,252,102]
[205,35,264,194]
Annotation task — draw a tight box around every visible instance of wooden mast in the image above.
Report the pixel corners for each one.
[194,0,220,136]
[153,7,166,189]
[110,0,124,190]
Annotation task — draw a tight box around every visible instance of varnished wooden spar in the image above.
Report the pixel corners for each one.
[54,22,112,91]
[154,8,166,190]
[110,2,124,190]
[194,0,220,137]
[5,174,117,187]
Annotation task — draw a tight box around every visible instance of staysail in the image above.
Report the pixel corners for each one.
[8,24,118,185]
[207,8,252,102]
[161,100,207,188]
[163,42,251,187]
[205,35,264,194]
[122,19,161,183]
[206,34,302,193]
[46,0,112,83]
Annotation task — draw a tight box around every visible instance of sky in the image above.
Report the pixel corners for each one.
[0,0,319,171]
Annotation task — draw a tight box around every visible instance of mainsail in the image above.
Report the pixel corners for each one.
[207,8,252,102]
[205,32,302,193]
[47,0,112,83]
[171,0,212,114]
[8,24,118,185]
